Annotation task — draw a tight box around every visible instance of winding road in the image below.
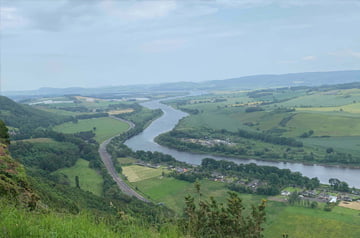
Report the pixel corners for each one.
[98,116,149,203]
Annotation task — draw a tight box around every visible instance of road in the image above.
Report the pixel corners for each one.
[98,116,150,203]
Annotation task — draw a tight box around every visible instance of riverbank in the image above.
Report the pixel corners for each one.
[154,135,360,169]
[125,97,360,188]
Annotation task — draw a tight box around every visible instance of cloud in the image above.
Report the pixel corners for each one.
[0,7,28,29]
[329,50,360,58]
[302,56,317,61]
[215,0,360,8]
[140,38,187,53]
[100,0,177,21]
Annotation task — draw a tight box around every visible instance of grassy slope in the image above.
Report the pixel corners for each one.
[53,159,103,196]
[264,203,360,238]
[0,201,180,238]
[53,117,129,142]
[284,113,360,137]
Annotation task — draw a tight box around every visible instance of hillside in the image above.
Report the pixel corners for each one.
[0,96,71,139]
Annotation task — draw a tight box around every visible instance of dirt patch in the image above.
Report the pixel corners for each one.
[108,109,134,115]
[339,201,360,210]
[0,145,7,156]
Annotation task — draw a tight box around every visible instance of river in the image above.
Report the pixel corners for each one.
[125,98,360,188]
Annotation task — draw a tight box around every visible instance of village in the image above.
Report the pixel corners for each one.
[134,160,360,211]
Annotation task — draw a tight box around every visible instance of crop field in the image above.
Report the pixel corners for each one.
[108,109,134,115]
[53,117,129,142]
[284,113,360,137]
[17,138,55,143]
[53,159,103,196]
[302,136,360,156]
[122,165,165,182]
[296,102,360,114]
[276,89,360,108]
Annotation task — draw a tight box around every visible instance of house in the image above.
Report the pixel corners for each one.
[329,196,337,203]
[281,191,291,196]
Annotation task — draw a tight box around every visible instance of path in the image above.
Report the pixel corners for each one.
[98,116,150,203]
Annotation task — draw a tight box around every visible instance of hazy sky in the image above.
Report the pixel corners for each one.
[1,0,359,91]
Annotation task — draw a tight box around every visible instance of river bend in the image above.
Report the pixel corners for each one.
[125,99,360,187]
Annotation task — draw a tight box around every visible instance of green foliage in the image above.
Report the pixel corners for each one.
[53,117,129,143]
[0,120,10,145]
[0,96,71,139]
[179,185,266,238]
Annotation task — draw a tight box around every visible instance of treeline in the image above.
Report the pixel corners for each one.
[10,130,100,172]
[201,158,320,195]
[107,142,187,169]
[164,128,303,148]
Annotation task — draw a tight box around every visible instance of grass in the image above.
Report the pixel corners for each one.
[302,136,360,157]
[264,203,360,238]
[296,102,360,114]
[284,113,360,137]
[53,117,130,142]
[0,200,181,238]
[116,157,137,166]
[53,159,103,196]
[132,177,263,213]
[16,138,55,143]
[122,165,165,182]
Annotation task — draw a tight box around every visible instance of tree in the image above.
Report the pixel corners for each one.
[180,184,266,238]
[75,176,80,189]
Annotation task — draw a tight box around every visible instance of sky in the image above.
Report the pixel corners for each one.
[1,0,359,91]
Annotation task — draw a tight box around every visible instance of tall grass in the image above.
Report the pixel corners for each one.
[0,200,181,238]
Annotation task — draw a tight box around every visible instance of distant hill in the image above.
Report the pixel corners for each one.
[0,96,70,138]
[199,70,360,90]
[3,70,360,98]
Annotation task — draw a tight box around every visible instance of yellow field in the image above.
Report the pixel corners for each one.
[74,96,103,102]
[122,165,164,182]
[108,109,134,115]
[339,201,360,211]
[296,102,360,113]
[16,138,55,143]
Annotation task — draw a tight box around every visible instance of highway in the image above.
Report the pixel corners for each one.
[98,116,149,203]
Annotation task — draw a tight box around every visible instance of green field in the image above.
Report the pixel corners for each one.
[122,165,165,182]
[117,157,137,166]
[53,117,129,142]
[302,136,360,156]
[284,113,360,137]
[264,203,360,238]
[296,102,360,114]
[53,159,103,196]
[132,177,263,213]
[132,175,360,237]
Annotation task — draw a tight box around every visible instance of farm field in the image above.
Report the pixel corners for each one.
[53,159,103,196]
[284,113,360,137]
[296,102,360,114]
[53,117,130,142]
[302,136,360,157]
[16,137,55,143]
[121,165,165,182]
